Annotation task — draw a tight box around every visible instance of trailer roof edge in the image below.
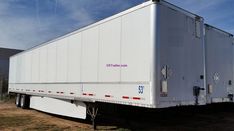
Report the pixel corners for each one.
[205,24,233,37]
[159,0,203,20]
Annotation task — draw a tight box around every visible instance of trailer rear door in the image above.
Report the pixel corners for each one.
[156,4,206,107]
[205,25,233,103]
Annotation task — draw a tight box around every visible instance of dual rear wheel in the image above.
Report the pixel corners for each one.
[15,94,30,109]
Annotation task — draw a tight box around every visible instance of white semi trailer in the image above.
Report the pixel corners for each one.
[9,0,206,127]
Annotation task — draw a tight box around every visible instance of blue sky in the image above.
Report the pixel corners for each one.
[0,0,233,50]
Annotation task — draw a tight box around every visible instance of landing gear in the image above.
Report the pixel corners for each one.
[87,104,98,130]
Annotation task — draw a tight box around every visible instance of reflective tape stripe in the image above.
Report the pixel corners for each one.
[122,96,129,99]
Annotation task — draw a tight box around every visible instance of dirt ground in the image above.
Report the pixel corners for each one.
[2,99,234,131]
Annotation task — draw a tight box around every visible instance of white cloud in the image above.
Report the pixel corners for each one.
[57,0,135,26]
[58,0,94,25]
[0,0,93,50]
[0,1,57,50]
[0,0,139,50]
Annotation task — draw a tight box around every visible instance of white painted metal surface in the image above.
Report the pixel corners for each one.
[121,6,151,82]
[67,33,82,82]
[82,27,99,82]
[30,96,86,119]
[99,18,121,82]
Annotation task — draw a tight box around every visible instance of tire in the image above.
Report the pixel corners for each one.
[15,94,21,107]
[20,94,30,109]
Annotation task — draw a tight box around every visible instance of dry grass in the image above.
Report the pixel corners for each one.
[1,99,234,131]
[0,100,92,131]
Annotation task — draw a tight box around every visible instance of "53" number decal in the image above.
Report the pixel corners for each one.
[138,85,144,94]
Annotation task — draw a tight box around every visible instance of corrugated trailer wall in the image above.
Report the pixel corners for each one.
[9,2,154,107]
[205,24,234,103]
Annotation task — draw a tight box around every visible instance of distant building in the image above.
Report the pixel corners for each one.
[0,48,22,99]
